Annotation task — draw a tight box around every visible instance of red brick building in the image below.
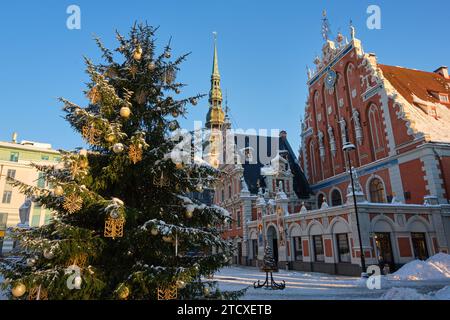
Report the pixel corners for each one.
[209,25,450,275]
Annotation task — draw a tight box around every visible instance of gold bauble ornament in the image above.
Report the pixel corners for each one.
[190,98,198,106]
[117,285,130,300]
[176,280,186,289]
[133,45,143,61]
[43,249,55,260]
[196,184,203,192]
[150,228,159,236]
[171,110,179,118]
[175,162,183,170]
[53,186,64,197]
[185,205,194,219]
[105,133,116,143]
[26,258,36,267]
[162,235,173,243]
[164,50,171,59]
[203,287,210,296]
[175,88,181,94]
[120,106,131,118]
[11,283,26,298]
[112,143,124,154]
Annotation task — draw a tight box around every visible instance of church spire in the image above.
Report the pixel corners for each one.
[212,32,220,77]
[206,31,225,129]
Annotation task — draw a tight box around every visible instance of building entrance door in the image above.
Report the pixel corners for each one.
[375,232,395,271]
[411,233,429,260]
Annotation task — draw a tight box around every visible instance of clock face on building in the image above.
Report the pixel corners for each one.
[325,69,337,89]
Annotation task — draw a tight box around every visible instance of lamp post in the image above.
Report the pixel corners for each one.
[343,142,367,276]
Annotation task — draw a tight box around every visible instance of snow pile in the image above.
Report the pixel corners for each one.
[426,253,450,275]
[380,287,430,300]
[388,253,450,281]
[381,285,450,300]
[433,285,450,300]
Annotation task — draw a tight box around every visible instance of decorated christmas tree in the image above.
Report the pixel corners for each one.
[0,23,242,300]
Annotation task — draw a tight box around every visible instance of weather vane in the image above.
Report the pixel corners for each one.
[321,10,332,41]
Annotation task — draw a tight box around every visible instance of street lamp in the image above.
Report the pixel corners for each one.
[343,142,367,276]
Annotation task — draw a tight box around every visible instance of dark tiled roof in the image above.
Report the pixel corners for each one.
[234,134,311,199]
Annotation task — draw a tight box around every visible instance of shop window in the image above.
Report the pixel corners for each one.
[336,233,351,263]
[293,237,303,261]
[313,235,324,262]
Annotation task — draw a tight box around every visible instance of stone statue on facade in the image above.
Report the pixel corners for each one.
[352,108,363,145]
[327,125,336,157]
[18,196,32,228]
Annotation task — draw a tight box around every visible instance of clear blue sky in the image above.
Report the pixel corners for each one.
[0,0,449,153]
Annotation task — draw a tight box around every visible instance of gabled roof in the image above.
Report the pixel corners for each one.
[378,64,450,106]
[378,64,450,143]
[233,134,311,198]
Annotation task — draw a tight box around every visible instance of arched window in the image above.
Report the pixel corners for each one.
[317,193,325,208]
[369,178,386,203]
[368,104,384,160]
[331,189,343,206]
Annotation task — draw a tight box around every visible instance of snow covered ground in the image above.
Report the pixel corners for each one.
[214,266,449,300]
[1,254,449,300]
[215,254,450,300]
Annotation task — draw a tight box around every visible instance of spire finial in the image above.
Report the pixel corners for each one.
[212,31,219,76]
[321,10,332,41]
[349,19,356,39]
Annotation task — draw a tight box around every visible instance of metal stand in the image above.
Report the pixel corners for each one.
[253,268,285,290]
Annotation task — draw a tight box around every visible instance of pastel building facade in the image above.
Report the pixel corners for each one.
[0,135,60,253]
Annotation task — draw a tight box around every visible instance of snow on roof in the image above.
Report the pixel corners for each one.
[378,64,450,143]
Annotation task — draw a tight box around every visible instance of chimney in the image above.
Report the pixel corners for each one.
[11,132,17,143]
[434,66,449,79]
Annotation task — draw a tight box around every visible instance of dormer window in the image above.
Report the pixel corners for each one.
[439,94,449,103]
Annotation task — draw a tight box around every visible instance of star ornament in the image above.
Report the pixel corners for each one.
[63,194,83,214]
